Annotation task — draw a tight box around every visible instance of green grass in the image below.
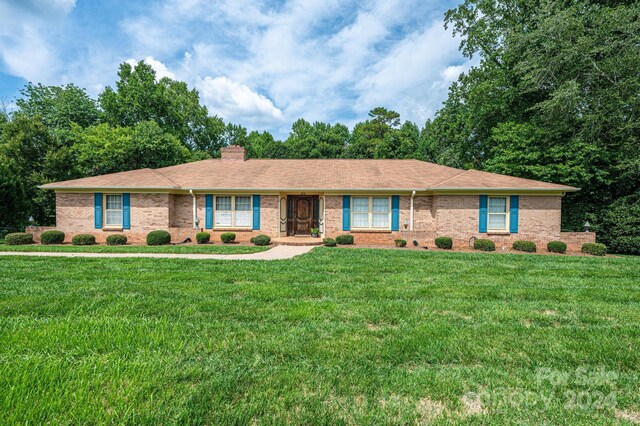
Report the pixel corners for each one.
[1,248,639,424]
[0,243,267,254]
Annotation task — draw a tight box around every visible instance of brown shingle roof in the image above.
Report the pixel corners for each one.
[40,159,578,192]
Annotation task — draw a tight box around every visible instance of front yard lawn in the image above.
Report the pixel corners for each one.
[1,248,639,424]
[0,243,268,254]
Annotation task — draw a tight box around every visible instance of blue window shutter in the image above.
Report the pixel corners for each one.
[342,196,351,231]
[391,195,400,231]
[509,195,519,233]
[479,195,488,233]
[252,195,260,230]
[94,193,102,229]
[205,195,213,229]
[122,193,130,229]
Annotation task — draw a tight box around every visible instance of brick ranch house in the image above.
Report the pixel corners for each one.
[32,145,594,250]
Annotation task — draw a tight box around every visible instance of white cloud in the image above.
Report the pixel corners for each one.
[126,56,176,80]
[196,76,284,123]
[0,0,473,137]
[0,0,77,82]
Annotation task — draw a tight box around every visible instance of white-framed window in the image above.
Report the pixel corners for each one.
[105,194,123,227]
[488,196,509,231]
[351,196,390,229]
[214,195,252,228]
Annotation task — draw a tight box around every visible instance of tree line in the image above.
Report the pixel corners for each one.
[1,0,638,253]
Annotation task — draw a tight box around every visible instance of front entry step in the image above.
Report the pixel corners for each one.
[273,237,324,246]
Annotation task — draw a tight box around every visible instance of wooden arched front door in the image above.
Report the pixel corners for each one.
[287,195,319,236]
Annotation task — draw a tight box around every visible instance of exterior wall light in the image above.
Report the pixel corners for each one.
[584,220,590,232]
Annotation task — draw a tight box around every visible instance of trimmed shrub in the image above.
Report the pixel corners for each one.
[220,232,236,243]
[147,230,171,246]
[196,232,211,244]
[106,234,127,246]
[395,239,407,247]
[72,234,96,246]
[252,235,271,246]
[40,230,65,245]
[512,240,536,253]
[323,238,337,247]
[581,242,607,256]
[435,236,453,250]
[547,241,567,254]
[335,235,354,245]
[609,236,640,256]
[474,238,495,252]
[5,232,33,245]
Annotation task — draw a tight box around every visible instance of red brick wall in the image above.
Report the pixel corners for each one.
[43,192,582,249]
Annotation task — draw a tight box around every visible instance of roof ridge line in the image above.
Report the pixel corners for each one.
[431,169,473,187]
[149,168,181,188]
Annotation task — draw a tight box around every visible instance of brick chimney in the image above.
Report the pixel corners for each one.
[220,145,246,161]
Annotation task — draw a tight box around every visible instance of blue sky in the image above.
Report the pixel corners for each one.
[0,0,473,138]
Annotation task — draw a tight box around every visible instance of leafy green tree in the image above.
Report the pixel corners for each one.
[347,107,401,158]
[0,155,28,228]
[16,83,99,129]
[428,0,640,248]
[99,61,225,152]
[72,121,191,176]
[375,121,420,159]
[284,119,348,158]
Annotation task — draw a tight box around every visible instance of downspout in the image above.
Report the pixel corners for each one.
[410,191,416,231]
[189,189,197,229]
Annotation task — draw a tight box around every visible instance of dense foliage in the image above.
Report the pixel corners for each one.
[40,230,65,245]
[4,232,33,245]
[435,237,453,250]
[71,234,96,246]
[252,235,271,246]
[106,234,128,246]
[146,230,171,246]
[474,238,496,251]
[512,240,536,253]
[581,242,608,256]
[547,241,567,254]
[1,2,637,253]
[335,235,354,245]
[323,238,337,247]
[196,232,211,244]
[220,232,236,244]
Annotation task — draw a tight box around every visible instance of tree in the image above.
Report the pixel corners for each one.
[16,83,99,129]
[347,107,402,158]
[428,0,640,250]
[284,119,348,158]
[99,61,224,152]
[72,121,191,177]
[0,155,28,228]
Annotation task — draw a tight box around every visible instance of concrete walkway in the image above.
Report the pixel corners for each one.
[0,245,315,261]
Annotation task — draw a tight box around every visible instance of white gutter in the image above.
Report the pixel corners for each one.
[189,189,198,229]
[410,190,416,231]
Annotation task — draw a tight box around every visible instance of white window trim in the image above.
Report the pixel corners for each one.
[213,195,253,229]
[104,193,123,228]
[350,196,391,230]
[487,196,510,232]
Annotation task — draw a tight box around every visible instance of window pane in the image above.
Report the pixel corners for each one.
[215,211,232,227]
[352,213,369,228]
[235,211,251,227]
[488,197,507,213]
[352,197,369,213]
[106,210,122,226]
[372,197,388,213]
[106,194,122,210]
[372,213,388,228]
[216,196,231,211]
[488,213,506,229]
[235,196,251,211]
